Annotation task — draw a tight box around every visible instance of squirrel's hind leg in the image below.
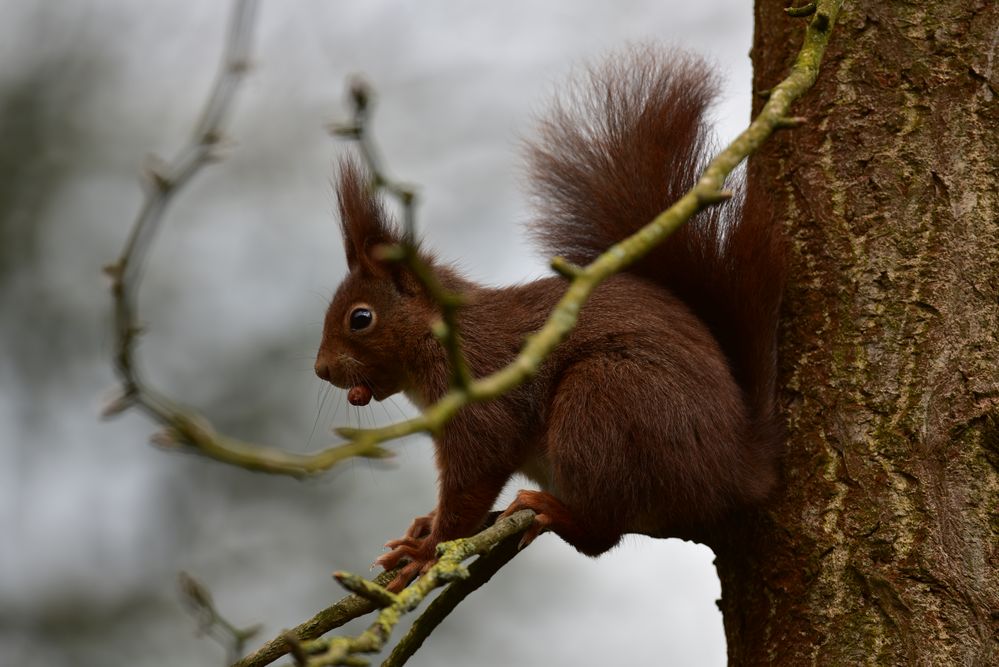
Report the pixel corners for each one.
[497,358,659,556]
[508,353,718,553]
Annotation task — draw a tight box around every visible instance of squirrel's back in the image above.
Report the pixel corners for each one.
[528,47,785,456]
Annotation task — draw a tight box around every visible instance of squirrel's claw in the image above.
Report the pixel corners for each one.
[383,536,422,550]
[374,528,439,592]
[373,542,419,570]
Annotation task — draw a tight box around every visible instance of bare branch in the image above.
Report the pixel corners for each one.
[329,78,417,232]
[301,511,535,667]
[232,569,402,667]
[103,0,392,472]
[233,512,533,667]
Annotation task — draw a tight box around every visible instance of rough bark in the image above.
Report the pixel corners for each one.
[712,1,999,664]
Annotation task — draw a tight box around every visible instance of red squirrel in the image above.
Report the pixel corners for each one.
[315,48,785,592]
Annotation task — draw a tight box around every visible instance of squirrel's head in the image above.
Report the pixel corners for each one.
[315,159,440,406]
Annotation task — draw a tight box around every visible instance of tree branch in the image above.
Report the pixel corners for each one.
[299,510,535,667]
[380,524,524,667]
[232,569,402,667]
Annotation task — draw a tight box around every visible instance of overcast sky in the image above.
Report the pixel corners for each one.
[0,2,755,665]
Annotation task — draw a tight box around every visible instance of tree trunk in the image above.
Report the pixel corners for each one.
[713,1,999,664]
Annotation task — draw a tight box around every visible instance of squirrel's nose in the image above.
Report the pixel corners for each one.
[315,359,332,382]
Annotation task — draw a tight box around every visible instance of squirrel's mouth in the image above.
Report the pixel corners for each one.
[347,383,373,406]
[315,353,376,405]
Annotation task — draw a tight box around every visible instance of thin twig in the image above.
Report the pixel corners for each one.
[102,0,392,472]
[232,512,533,667]
[329,78,417,233]
[232,569,401,667]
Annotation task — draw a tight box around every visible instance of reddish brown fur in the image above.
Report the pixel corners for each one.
[315,48,785,591]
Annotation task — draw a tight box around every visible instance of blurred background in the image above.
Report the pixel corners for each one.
[0,1,754,665]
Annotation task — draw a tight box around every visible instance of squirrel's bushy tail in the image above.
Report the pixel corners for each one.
[529,47,785,438]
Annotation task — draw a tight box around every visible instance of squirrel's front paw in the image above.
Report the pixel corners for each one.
[374,535,438,592]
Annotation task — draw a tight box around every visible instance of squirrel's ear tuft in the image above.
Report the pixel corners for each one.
[336,158,400,273]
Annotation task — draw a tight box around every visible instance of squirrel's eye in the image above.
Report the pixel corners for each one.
[349,307,374,332]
